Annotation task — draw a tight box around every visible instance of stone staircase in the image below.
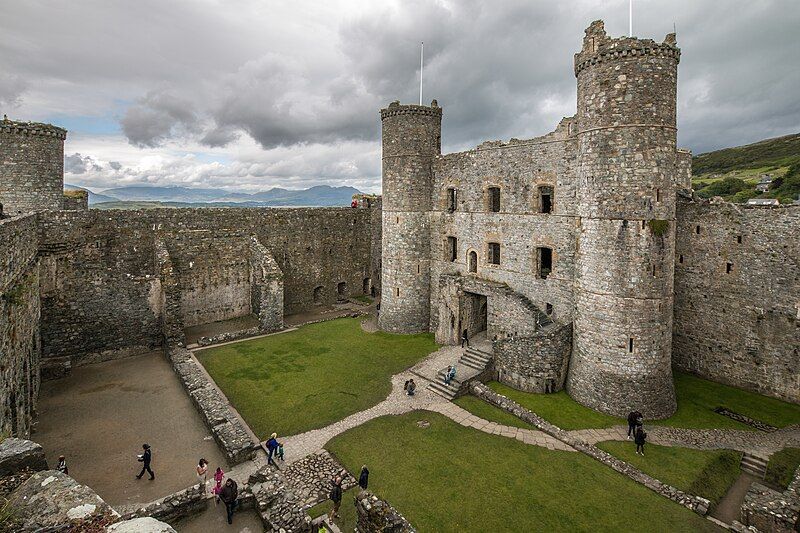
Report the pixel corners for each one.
[427,344,493,400]
[740,452,768,479]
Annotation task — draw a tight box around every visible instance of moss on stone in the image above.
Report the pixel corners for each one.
[648,219,670,236]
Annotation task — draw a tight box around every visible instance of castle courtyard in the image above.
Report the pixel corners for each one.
[35,351,229,507]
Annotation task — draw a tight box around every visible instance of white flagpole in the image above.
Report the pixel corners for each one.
[419,41,424,105]
[629,0,633,36]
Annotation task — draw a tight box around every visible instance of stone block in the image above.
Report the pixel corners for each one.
[0,437,48,476]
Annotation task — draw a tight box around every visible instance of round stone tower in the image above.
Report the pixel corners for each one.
[378,100,442,333]
[566,21,680,418]
[0,116,67,215]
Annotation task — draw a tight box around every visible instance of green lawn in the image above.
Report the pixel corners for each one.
[307,487,360,531]
[453,395,533,430]
[196,318,437,437]
[487,382,624,430]
[327,411,719,532]
[765,447,800,490]
[485,373,800,431]
[596,441,741,507]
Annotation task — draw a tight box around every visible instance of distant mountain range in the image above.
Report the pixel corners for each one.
[63,184,363,207]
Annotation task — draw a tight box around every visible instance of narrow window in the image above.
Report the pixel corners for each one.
[656,188,661,202]
[446,236,457,262]
[737,235,742,244]
[468,251,477,273]
[652,264,657,277]
[628,338,634,353]
[395,287,400,297]
[695,225,701,234]
[488,242,500,265]
[538,186,553,214]
[537,247,553,279]
[545,303,553,315]
[313,286,323,303]
[446,188,457,213]
[396,216,399,224]
[726,262,733,273]
[641,220,647,229]
[417,264,420,274]
[678,254,684,264]
[487,187,501,212]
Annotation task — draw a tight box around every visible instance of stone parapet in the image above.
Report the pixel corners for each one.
[355,490,416,533]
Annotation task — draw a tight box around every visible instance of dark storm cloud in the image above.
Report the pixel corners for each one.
[2,0,799,180]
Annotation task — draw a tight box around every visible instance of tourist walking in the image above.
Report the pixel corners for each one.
[635,426,647,456]
[328,477,343,520]
[196,458,208,493]
[220,478,239,524]
[406,378,416,396]
[266,433,282,467]
[213,467,225,504]
[461,329,469,348]
[359,465,369,490]
[135,444,154,480]
[57,455,68,475]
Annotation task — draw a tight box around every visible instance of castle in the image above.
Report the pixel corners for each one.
[0,21,797,441]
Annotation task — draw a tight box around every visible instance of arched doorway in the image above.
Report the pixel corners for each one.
[313,286,323,304]
[468,251,477,273]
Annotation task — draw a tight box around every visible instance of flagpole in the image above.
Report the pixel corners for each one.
[419,41,424,105]
[629,0,633,36]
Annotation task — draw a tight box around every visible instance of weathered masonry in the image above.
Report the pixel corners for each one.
[378,20,799,416]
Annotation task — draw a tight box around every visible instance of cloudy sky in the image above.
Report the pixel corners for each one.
[1,0,798,194]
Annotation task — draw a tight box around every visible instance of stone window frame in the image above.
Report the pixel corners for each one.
[534,245,554,279]
[444,186,458,213]
[485,185,501,213]
[445,235,458,262]
[536,184,555,214]
[487,241,501,266]
[467,248,479,274]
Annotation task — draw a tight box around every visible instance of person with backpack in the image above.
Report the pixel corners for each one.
[358,465,369,490]
[635,426,647,456]
[328,477,343,520]
[266,433,282,466]
[406,379,416,396]
[627,411,642,439]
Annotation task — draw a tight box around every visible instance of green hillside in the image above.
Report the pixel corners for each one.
[692,133,800,204]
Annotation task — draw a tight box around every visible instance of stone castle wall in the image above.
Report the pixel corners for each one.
[673,199,799,402]
[0,215,41,437]
[0,119,66,215]
[36,207,378,368]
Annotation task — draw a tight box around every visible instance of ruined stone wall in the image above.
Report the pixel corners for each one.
[36,207,376,365]
[673,200,799,403]
[0,215,41,437]
[165,230,252,327]
[430,120,579,335]
[62,191,88,211]
[0,119,65,215]
[495,322,573,393]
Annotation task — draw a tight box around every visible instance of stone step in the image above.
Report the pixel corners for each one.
[461,351,490,364]
[459,358,487,371]
[428,380,457,400]
[464,350,492,363]
[741,453,768,478]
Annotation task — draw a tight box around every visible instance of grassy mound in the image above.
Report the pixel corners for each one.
[765,447,800,490]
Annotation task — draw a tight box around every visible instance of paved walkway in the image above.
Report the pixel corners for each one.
[569,424,800,458]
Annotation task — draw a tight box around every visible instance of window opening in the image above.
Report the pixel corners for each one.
[447,236,457,262]
[488,242,500,265]
[487,187,501,212]
[537,247,553,279]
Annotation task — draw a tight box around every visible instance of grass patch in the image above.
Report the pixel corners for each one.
[196,317,437,437]
[453,395,533,430]
[307,487,359,531]
[765,447,800,490]
[597,441,741,507]
[351,294,373,305]
[653,373,800,431]
[485,373,800,431]
[327,411,718,532]
[487,382,624,430]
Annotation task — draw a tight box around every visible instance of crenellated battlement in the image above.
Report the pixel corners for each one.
[573,20,680,77]
[380,100,442,120]
[1,117,67,140]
